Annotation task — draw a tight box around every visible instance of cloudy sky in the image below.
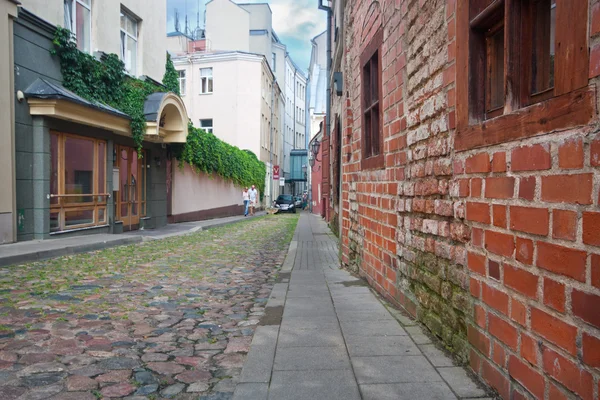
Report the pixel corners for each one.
[166,0,326,72]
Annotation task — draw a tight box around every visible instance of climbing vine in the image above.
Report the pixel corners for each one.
[51,27,160,150]
[173,124,266,196]
[163,53,180,95]
[52,27,266,191]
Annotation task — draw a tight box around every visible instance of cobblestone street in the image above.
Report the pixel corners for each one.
[0,215,298,400]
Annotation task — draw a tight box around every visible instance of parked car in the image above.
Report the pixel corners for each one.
[294,196,302,208]
[274,194,296,213]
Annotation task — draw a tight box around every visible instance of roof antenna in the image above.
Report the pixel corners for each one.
[174,9,180,32]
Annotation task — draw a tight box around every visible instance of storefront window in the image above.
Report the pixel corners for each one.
[50,131,108,232]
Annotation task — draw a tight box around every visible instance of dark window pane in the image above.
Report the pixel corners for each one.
[364,112,372,158]
[51,133,59,205]
[97,142,106,198]
[65,209,94,227]
[50,212,60,232]
[98,208,106,224]
[487,27,505,111]
[371,54,379,104]
[64,136,94,203]
[371,106,380,156]
[532,0,556,94]
[363,63,371,107]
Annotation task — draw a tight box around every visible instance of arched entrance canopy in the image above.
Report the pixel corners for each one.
[25,78,189,143]
[144,92,189,143]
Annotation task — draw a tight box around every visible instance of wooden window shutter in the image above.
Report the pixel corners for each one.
[554,0,589,95]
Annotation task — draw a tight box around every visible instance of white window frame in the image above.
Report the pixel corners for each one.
[178,70,186,96]
[200,68,213,94]
[64,0,92,54]
[120,9,138,75]
[200,119,213,133]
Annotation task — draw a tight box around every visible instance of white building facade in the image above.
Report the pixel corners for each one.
[20,0,168,81]
[172,51,282,205]
[201,0,307,195]
[308,30,327,142]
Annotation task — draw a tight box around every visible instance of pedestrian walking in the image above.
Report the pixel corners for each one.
[242,187,250,217]
[248,185,258,216]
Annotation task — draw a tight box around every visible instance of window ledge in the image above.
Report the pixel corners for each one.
[361,154,385,170]
[456,86,597,152]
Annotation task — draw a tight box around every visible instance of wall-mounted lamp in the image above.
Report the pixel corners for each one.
[309,157,315,168]
[154,157,161,168]
[311,138,321,157]
[113,148,117,163]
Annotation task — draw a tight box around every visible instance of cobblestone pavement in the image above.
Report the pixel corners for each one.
[0,214,298,400]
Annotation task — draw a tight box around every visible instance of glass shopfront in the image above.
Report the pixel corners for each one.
[50,131,108,232]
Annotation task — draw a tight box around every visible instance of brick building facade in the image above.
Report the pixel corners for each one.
[329,0,600,398]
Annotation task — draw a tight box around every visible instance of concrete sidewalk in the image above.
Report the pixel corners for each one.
[0,212,265,267]
[234,213,492,400]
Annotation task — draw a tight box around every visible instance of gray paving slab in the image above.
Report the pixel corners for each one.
[286,288,331,298]
[280,316,340,330]
[334,302,388,313]
[419,344,455,367]
[352,355,443,384]
[282,303,336,318]
[233,383,268,400]
[345,335,420,357]
[239,344,276,383]
[405,325,433,344]
[337,309,396,321]
[250,326,279,347]
[234,213,487,400]
[278,325,344,347]
[437,367,488,398]
[273,346,351,370]
[268,370,361,400]
[340,319,408,337]
[360,382,457,400]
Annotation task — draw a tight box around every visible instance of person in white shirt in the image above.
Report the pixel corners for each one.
[248,185,258,216]
[242,187,250,217]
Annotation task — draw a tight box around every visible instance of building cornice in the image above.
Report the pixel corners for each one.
[16,7,56,39]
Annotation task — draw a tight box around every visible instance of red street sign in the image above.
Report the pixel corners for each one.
[273,165,280,180]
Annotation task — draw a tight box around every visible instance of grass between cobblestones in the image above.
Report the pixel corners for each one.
[0,214,298,399]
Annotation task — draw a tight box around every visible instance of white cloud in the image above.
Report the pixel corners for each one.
[236,0,326,41]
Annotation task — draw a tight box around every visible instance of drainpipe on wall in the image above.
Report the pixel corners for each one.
[293,69,298,195]
[269,74,275,207]
[318,0,332,139]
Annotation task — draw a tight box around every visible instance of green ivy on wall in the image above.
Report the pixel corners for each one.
[51,27,158,150]
[173,124,266,197]
[51,27,266,193]
[163,53,180,95]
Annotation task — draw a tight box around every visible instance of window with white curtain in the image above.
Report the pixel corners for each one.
[178,70,186,96]
[120,10,138,75]
[201,68,213,94]
[64,0,91,53]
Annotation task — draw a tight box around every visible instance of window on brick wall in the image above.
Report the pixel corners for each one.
[360,29,384,170]
[456,0,592,151]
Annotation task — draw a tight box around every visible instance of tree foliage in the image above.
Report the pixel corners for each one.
[173,124,266,196]
[162,52,180,95]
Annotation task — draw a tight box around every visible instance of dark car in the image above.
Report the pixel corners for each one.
[275,194,296,213]
[293,196,302,208]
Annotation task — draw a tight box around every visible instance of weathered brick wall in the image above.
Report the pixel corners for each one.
[341,0,470,359]
[338,0,600,398]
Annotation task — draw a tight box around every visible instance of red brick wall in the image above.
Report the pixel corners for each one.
[337,0,600,398]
